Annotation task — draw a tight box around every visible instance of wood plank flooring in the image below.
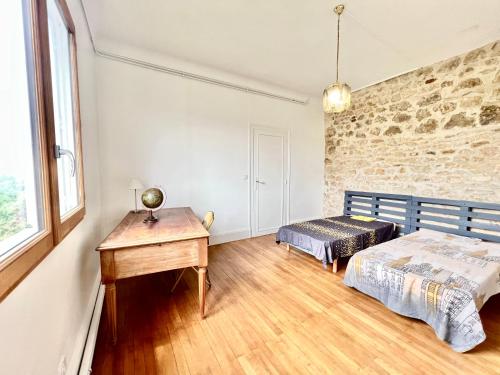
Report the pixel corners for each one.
[91,235,500,374]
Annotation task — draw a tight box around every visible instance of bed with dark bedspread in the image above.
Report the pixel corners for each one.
[276,216,394,267]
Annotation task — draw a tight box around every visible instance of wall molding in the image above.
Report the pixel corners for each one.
[78,0,309,105]
[210,229,251,245]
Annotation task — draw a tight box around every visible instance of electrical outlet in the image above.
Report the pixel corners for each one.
[57,356,67,375]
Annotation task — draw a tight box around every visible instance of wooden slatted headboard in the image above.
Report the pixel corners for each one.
[343,191,412,235]
[410,196,500,242]
[344,191,500,242]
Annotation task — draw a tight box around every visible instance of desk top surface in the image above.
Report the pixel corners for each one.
[96,207,209,251]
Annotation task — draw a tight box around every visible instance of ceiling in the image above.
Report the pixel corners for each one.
[84,0,500,97]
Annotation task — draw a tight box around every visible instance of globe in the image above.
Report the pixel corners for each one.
[141,188,165,209]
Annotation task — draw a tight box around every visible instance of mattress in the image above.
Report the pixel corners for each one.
[344,229,500,352]
[276,216,394,266]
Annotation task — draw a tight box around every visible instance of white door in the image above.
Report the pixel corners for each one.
[251,127,289,236]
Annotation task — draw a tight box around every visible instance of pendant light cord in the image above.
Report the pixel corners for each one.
[336,10,340,82]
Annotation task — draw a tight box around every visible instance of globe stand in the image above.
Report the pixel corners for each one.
[143,210,158,223]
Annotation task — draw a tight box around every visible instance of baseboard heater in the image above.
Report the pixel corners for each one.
[78,284,105,374]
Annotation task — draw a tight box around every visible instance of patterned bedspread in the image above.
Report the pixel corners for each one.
[276,216,394,266]
[344,229,500,352]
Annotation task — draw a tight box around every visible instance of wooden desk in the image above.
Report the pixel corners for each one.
[96,207,209,344]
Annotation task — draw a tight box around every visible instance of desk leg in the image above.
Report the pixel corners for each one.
[105,283,117,344]
[199,267,207,318]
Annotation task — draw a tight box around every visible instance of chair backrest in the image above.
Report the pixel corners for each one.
[202,211,215,231]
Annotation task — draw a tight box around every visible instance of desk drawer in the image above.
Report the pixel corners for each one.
[113,238,207,280]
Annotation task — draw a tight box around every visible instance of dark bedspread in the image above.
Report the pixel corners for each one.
[276,216,394,266]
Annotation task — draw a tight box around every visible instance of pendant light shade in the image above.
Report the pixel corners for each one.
[323,4,351,114]
[323,82,351,114]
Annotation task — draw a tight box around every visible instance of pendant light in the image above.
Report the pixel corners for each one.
[323,4,351,114]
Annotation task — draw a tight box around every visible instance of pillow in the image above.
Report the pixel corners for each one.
[351,215,376,222]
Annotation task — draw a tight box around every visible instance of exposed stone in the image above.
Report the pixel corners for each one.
[437,102,457,114]
[326,127,336,137]
[391,94,401,102]
[494,71,500,84]
[459,67,475,77]
[392,113,412,123]
[417,91,441,107]
[438,57,461,72]
[491,41,500,56]
[479,68,495,75]
[415,119,438,134]
[464,48,486,64]
[479,105,500,125]
[416,66,433,77]
[444,113,475,129]
[479,147,497,157]
[389,101,412,112]
[472,141,489,148]
[453,78,482,92]
[384,126,402,136]
[460,96,482,108]
[323,41,500,217]
[416,109,431,121]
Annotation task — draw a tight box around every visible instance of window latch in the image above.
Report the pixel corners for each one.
[54,145,76,177]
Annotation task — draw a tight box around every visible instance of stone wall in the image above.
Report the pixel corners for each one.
[324,41,500,215]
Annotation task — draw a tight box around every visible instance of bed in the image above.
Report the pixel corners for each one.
[343,193,500,352]
[276,192,412,272]
[276,216,394,271]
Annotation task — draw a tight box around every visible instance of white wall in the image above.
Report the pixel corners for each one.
[96,43,324,242]
[0,0,102,374]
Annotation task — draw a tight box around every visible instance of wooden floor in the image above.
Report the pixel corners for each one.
[92,235,500,374]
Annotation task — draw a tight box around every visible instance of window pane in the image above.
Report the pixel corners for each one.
[47,0,79,217]
[0,0,44,261]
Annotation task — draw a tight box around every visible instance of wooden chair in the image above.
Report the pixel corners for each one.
[171,211,214,292]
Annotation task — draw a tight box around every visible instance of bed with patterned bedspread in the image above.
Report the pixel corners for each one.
[344,229,500,352]
[276,216,394,269]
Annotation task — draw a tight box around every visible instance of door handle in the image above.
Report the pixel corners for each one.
[54,145,76,177]
[256,180,265,184]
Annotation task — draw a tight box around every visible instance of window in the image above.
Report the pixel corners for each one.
[0,0,84,301]
[0,0,46,262]
[47,0,81,217]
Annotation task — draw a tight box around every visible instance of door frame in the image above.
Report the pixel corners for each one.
[249,125,290,237]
